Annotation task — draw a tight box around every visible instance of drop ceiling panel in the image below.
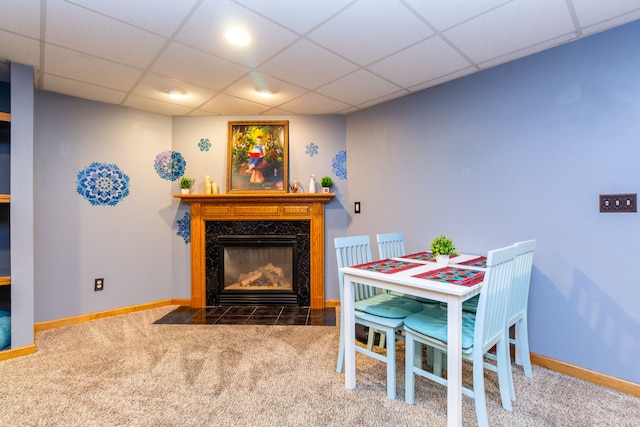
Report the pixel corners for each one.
[443,0,576,64]
[577,8,640,36]
[67,0,200,37]
[368,36,473,88]
[573,0,640,26]
[151,43,250,91]
[132,73,217,108]
[43,74,127,105]
[404,0,512,30]
[222,73,308,107]
[277,92,352,115]
[123,94,194,116]
[200,93,272,115]
[307,1,434,66]
[1,0,639,116]
[44,45,143,92]
[0,31,41,67]
[46,0,167,68]
[234,0,355,34]
[0,0,40,38]
[317,69,402,106]
[260,40,359,90]
[175,0,298,68]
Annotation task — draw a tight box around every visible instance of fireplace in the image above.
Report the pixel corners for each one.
[207,221,311,306]
[176,193,334,309]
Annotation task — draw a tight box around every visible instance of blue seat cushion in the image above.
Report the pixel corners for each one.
[404,308,476,349]
[0,311,10,350]
[388,290,441,307]
[462,295,479,313]
[355,293,424,318]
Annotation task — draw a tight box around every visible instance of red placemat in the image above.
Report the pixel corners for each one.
[456,256,487,268]
[353,259,422,274]
[402,251,437,262]
[413,267,485,287]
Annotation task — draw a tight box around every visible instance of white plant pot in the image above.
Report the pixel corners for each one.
[436,254,449,266]
[180,188,190,195]
[322,187,330,193]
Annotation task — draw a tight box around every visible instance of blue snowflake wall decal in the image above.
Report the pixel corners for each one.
[305,142,318,157]
[154,150,186,181]
[332,150,347,180]
[177,211,191,244]
[198,138,211,152]
[76,162,130,206]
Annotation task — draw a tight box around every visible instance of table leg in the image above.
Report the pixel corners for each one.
[344,276,356,389]
[447,298,463,427]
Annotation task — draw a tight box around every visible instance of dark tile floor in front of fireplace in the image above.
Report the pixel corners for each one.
[154,305,336,326]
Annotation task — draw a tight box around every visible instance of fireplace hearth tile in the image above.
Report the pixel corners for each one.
[215,316,249,325]
[253,306,283,316]
[280,306,311,316]
[275,315,308,325]
[246,315,279,325]
[224,306,257,316]
[154,306,336,326]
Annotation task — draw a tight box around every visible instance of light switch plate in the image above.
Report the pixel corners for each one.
[599,193,637,213]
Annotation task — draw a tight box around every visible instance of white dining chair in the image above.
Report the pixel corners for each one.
[506,240,536,383]
[404,244,516,427]
[464,240,537,401]
[376,232,441,350]
[376,232,442,308]
[335,235,424,399]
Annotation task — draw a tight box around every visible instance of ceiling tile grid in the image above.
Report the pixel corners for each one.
[0,0,639,116]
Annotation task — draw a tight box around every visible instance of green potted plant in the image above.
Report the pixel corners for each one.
[430,234,458,265]
[180,176,195,194]
[320,176,334,193]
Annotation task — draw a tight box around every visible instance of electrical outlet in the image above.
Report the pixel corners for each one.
[94,278,104,291]
[599,193,637,213]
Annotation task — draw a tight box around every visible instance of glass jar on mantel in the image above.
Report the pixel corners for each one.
[289,179,301,193]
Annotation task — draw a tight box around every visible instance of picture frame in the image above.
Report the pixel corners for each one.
[227,120,289,193]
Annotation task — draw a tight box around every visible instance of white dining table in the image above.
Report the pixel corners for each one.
[340,253,485,427]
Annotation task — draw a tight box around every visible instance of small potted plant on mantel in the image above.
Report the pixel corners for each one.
[180,176,195,194]
[430,234,458,266]
[320,175,334,193]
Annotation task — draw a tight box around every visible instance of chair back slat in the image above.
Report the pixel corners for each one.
[376,232,406,259]
[508,240,536,325]
[335,235,376,301]
[474,245,517,353]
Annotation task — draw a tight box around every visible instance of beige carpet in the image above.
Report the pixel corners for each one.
[0,306,638,426]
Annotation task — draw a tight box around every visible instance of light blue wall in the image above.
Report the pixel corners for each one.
[34,92,174,321]
[31,99,348,322]
[170,115,348,301]
[346,21,640,383]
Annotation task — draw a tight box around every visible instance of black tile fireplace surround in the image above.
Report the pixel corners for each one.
[205,220,311,307]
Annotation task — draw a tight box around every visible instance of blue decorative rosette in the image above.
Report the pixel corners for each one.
[198,138,211,152]
[76,162,130,206]
[305,142,318,157]
[332,150,347,180]
[154,150,186,181]
[177,211,190,244]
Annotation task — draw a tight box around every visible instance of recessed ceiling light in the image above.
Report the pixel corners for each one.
[166,89,187,99]
[256,88,274,98]
[225,27,250,46]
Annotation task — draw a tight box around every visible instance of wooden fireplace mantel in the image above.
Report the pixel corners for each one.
[175,193,334,309]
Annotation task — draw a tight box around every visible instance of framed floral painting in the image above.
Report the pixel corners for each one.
[227,120,289,193]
